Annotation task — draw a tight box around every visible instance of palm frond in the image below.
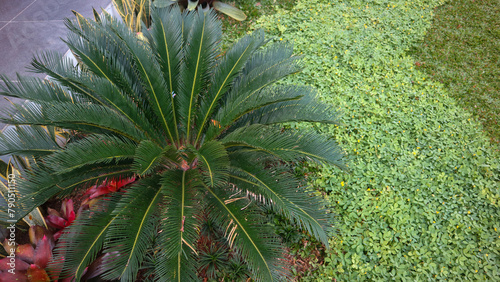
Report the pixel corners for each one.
[238,40,297,76]
[194,140,229,187]
[132,141,178,175]
[64,13,161,128]
[203,185,285,281]
[0,159,47,227]
[147,6,184,144]
[1,101,147,142]
[108,21,177,144]
[154,170,200,281]
[29,48,163,144]
[30,51,119,106]
[228,153,332,246]
[38,20,146,108]
[176,8,221,140]
[205,84,306,140]
[77,75,165,145]
[45,134,136,173]
[230,90,341,130]
[180,8,196,47]
[223,55,302,110]
[225,41,301,104]
[100,177,162,281]
[202,41,304,140]
[222,124,345,169]
[63,14,139,89]
[0,74,85,103]
[194,30,265,144]
[0,125,61,157]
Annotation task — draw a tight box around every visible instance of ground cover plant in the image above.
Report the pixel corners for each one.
[254,0,500,279]
[220,0,296,46]
[411,0,500,145]
[0,5,345,281]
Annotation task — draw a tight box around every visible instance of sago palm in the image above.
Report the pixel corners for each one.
[0,6,343,281]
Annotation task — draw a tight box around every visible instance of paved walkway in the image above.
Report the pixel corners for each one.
[0,0,111,164]
[0,0,111,131]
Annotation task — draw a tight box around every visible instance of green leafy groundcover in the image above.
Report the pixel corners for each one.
[253,0,500,280]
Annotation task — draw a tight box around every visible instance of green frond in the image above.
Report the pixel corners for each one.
[203,45,304,140]
[1,101,147,142]
[30,48,163,145]
[34,39,144,110]
[100,177,162,281]
[109,21,177,144]
[148,6,183,94]
[222,124,345,169]
[233,39,298,76]
[132,141,178,175]
[50,194,122,280]
[0,161,47,227]
[154,170,200,281]
[194,140,229,187]
[177,8,221,139]
[0,125,61,157]
[228,153,332,246]
[205,84,307,140]
[194,30,265,144]
[227,41,300,99]
[147,6,184,143]
[231,90,341,129]
[83,76,165,145]
[203,185,285,281]
[0,74,85,103]
[64,14,162,129]
[30,51,118,106]
[45,134,137,173]
[64,15,138,88]
[223,54,302,109]
[180,8,196,47]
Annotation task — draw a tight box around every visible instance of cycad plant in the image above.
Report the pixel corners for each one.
[0,6,343,281]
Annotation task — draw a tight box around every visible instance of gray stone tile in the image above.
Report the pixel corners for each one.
[15,0,111,21]
[0,21,68,80]
[0,0,35,21]
[0,0,112,132]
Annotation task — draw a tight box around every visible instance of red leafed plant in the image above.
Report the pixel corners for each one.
[84,177,136,200]
[0,225,105,281]
[44,177,135,241]
[0,226,54,281]
[45,199,76,241]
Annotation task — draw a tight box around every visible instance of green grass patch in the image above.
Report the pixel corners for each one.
[411,0,500,145]
[253,0,500,280]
